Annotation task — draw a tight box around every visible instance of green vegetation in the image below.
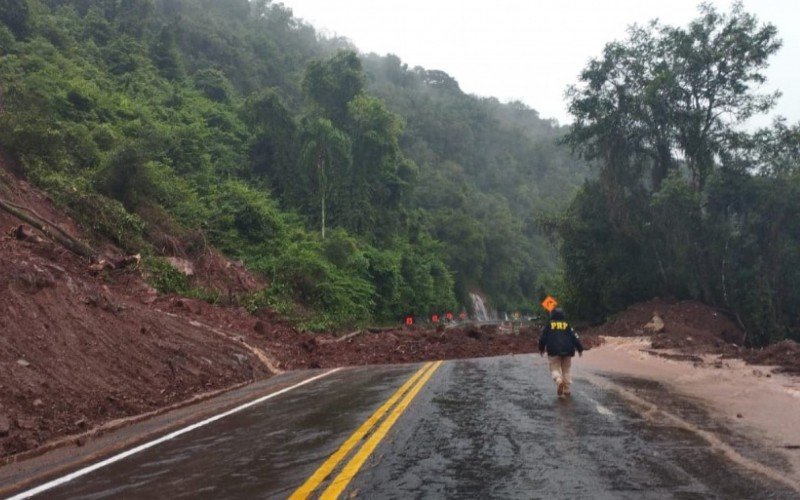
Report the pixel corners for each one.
[2,1,794,343]
[559,3,800,345]
[142,255,221,303]
[0,0,584,329]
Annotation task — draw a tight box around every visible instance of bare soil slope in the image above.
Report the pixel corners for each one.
[0,161,541,460]
[0,166,278,457]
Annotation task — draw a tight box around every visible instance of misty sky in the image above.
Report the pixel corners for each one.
[278,0,799,128]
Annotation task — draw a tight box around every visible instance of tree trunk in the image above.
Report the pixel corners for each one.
[317,146,326,240]
[0,197,95,258]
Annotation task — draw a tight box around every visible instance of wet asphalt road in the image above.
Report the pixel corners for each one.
[8,355,797,499]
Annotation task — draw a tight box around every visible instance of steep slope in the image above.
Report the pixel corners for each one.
[0,158,544,460]
[0,158,282,457]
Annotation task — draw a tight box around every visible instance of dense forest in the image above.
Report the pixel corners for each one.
[0,0,585,329]
[3,1,795,345]
[558,3,800,346]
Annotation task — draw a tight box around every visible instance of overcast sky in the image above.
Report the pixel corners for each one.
[277,0,799,128]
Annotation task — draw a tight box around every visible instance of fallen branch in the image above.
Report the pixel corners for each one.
[0,197,95,258]
[3,199,77,244]
[334,330,364,343]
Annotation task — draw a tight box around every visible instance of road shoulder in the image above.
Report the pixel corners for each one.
[580,336,800,483]
[0,370,320,497]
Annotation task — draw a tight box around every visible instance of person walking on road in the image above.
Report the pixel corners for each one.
[538,308,584,396]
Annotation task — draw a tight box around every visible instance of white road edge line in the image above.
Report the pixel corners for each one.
[7,368,342,500]
[581,394,616,419]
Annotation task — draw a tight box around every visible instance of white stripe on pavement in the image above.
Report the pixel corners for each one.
[581,394,617,419]
[8,368,342,500]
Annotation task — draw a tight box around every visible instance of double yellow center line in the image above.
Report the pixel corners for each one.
[290,360,443,499]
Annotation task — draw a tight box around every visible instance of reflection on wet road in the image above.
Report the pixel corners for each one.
[351,357,797,499]
[9,355,798,499]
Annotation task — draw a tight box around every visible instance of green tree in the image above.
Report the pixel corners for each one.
[303,50,365,125]
[241,88,297,190]
[117,0,156,37]
[345,94,407,236]
[299,118,352,239]
[194,68,236,103]
[0,0,30,39]
[151,25,184,80]
[561,3,800,344]
[566,2,781,192]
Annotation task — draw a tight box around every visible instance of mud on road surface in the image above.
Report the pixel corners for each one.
[583,336,800,483]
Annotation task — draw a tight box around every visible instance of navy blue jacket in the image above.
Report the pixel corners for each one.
[538,314,584,357]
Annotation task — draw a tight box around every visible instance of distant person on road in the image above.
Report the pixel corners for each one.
[538,308,584,397]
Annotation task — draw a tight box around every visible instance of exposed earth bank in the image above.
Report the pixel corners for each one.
[2,162,798,464]
[0,164,544,460]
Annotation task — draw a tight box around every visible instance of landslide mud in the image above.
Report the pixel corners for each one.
[582,337,800,481]
[3,157,798,468]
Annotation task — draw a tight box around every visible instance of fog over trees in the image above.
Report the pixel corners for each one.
[0,1,796,343]
[0,0,584,329]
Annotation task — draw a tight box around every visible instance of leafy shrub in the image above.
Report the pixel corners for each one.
[271,240,375,327]
[143,255,191,295]
[0,24,15,52]
[64,191,147,252]
[194,68,235,103]
[142,256,220,303]
[205,179,288,252]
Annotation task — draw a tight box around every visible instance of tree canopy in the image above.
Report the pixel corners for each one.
[560,2,799,345]
[0,0,586,328]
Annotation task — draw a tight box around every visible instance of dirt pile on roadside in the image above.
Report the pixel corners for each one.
[585,298,800,374]
[740,341,800,374]
[587,298,743,347]
[0,238,275,458]
[0,162,280,459]
[304,325,540,368]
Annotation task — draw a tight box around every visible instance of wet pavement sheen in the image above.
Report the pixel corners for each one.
[27,356,797,499]
[350,356,795,499]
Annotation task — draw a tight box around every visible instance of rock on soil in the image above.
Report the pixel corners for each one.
[583,298,800,374]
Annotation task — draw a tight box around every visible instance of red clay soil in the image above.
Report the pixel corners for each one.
[0,237,276,458]
[0,161,279,458]
[307,325,541,368]
[0,161,544,461]
[3,154,795,465]
[583,298,800,374]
